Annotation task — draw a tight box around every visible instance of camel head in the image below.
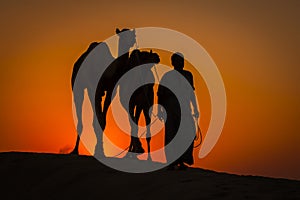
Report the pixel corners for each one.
[116,28,136,50]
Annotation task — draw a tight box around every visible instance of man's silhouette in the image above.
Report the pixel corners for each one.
[157,52,199,170]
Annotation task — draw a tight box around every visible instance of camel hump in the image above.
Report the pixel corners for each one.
[71,41,114,90]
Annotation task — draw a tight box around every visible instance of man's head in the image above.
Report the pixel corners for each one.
[171,52,184,70]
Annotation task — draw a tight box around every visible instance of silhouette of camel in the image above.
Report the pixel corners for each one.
[94,28,136,157]
[71,28,136,156]
[118,49,160,160]
[71,42,113,155]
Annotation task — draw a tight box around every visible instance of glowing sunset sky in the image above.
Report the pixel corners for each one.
[0,0,299,180]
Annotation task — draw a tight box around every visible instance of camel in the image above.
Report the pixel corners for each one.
[118,49,160,160]
[71,28,136,157]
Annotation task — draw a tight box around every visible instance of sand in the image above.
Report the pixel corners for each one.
[0,152,299,199]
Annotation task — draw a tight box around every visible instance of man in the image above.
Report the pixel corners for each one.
[157,52,199,170]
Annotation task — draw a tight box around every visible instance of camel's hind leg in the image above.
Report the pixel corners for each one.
[70,89,84,155]
[126,105,144,157]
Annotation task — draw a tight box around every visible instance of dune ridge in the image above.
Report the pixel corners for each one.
[0,152,299,199]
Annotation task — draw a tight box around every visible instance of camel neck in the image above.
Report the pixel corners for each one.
[118,40,131,57]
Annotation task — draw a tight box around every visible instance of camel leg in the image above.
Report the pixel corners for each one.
[93,114,105,158]
[127,105,144,157]
[93,87,106,158]
[101,90,113,130]
[70,89,84,155]
[145,106,152,161]
[94,88,116,157]
[146,137,151,161]
[125,102,136,158]
[70,135,80,155]
[133,106,144,154]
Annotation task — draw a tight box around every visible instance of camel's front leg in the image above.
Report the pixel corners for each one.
[145,107,152,161]
[145,118,152,161]
[101,90,113,130]
[93,86,106,158]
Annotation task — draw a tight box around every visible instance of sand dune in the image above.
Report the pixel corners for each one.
[0,152,299,199]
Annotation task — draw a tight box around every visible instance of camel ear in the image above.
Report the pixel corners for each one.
[150,50,153,54]
[116,28,120,34]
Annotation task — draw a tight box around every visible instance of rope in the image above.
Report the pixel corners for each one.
[112,116,202,157]
[193,117,203,148]
[111,116,160,157]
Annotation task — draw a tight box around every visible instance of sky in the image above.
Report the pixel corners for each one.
[0,0,299,180]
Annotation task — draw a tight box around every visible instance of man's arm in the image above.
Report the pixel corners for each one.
[191,90,199,118]
[187,72,199,118]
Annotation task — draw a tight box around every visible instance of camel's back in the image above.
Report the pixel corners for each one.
[72,42,114,93]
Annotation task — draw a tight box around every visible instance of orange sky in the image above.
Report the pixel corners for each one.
[0,0,299,180]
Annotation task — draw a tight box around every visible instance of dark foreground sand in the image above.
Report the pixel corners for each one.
[0,152,299,200]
